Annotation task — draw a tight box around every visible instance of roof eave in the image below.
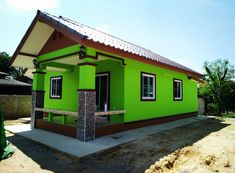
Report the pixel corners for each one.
[81,38,203,81]
[10,11,40,66]
[10,10,85,66]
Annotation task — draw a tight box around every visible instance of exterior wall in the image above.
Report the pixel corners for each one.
[43,67,79,111]
[38,44,198,124]
[198,97,205,115]
[96,59,125,122]
[124,58,198,122]
[38,44,80,62]
[43,59,125,120]
[0,95,31,119]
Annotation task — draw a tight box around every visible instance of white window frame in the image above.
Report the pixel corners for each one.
[141,73,156,100]
[50,76,62,99]
[173,79,182,100]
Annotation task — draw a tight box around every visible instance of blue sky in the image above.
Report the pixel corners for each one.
[0,0,235,73]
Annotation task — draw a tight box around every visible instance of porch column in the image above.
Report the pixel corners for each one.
[77,61,96,142]
[31,70,46,129]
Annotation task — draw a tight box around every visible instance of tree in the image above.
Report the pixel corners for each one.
[221,81,235,112]
[203,59,235,115]
[0,52,23,79]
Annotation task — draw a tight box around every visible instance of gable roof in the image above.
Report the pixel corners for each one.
[11,10,202,79]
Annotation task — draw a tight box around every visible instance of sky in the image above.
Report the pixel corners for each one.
[0,0,235,73]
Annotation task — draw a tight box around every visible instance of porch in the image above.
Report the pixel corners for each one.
[33,108,125,137]
[32,45,126,141]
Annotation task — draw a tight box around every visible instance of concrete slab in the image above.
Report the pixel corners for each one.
[5,115,208,158]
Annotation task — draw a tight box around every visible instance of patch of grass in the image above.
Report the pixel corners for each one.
[221,113,235,118]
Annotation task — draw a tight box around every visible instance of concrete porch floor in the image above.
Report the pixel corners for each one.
[5,115,208,158]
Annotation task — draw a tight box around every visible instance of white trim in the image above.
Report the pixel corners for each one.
[142,73,155,78]
[96,73,109,77]
[174,79,182,100]
[141,73,156,100]
[50,77,62,98]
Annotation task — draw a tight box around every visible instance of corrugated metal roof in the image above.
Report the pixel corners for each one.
[0,78,31,86]
[39,11,200,75]
[0,71,9,75]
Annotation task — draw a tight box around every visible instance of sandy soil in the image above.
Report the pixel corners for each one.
[4,118,30,126]
[145,118,235,173]
[0,117,234,173]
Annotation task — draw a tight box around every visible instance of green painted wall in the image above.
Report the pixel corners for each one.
[96,59,125,123]
[43,67,79,111]
[38,45,80,61]
[38,45,80,112]
[78,64,96,89]
[123,58,198,122]
[32,72,45,91]
[37,44,198,123]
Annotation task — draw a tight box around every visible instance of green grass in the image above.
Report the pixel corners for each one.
[221,113,235,118]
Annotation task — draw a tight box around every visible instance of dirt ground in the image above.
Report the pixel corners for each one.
[145,118,235,173]
[1,117,235,173]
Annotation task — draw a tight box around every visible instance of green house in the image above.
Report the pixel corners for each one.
[11,11,202,142]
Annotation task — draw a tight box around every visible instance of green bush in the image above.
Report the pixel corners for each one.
[207,103,220,116]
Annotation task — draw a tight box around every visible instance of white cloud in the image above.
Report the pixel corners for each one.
[5,0,59,11]
[95,24,111,34]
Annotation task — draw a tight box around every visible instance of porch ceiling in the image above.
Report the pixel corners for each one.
[53,55,82,65]
[21,22,54,54]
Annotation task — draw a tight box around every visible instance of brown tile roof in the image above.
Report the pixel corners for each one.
[39,11,201,76]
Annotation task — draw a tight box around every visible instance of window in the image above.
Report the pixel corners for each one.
[141,72,156,101]
[173,79,182,101]
[50,76,62,99]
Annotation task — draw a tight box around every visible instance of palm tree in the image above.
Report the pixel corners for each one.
[205,66,227,115]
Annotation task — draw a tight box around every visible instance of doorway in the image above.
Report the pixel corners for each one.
[96,72,110,112]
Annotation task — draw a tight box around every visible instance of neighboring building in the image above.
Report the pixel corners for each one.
[0,71,31,95]
[10,11,202,141]
[0,71,32,119]
[17,69,33,85]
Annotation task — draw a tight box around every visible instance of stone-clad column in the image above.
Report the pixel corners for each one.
[77,90,96,141]
[31,71,45,129]
[31,91,45,128]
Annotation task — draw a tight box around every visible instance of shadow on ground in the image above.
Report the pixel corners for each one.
[6,118,229,173]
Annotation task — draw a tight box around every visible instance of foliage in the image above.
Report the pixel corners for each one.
[198,81,211,97]
[202,59,235,115]
[0,52,23,79]
[204,59,235,81]
[207,103,219,116]
[221,81,235,112]
[221,113,235,118]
